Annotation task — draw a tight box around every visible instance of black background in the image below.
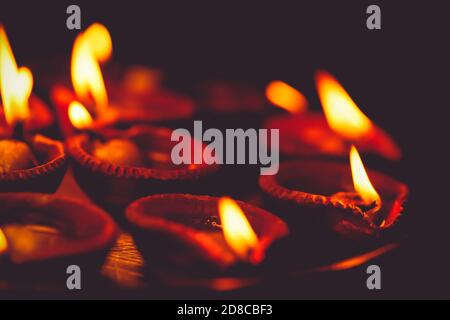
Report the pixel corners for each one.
[0,0,448,299]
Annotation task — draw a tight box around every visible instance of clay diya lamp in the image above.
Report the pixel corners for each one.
[264,71,401,161]
[126,194,289,290]
[0,28,67,193]
[196,80,270,130]
[50,23,195,139]
[0,193,117,285]
[66,121,220,216]
[260,146,408,239]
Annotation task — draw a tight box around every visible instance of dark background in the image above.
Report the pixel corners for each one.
[0,0,448,298]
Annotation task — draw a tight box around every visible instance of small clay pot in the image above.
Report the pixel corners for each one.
[196,81,270,130]
[0,193,118,283]
[0,135,68,193]
[259,160,408,238]
[264,113,402,161]
[126,194,289,275]
[51,83,195,138]
[67,126,220,216]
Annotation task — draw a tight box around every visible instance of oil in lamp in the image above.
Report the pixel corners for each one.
[259,145,408,238]
[0,27,67,192]
[66,103,219,215]
[126,194,289,288]
[0,193,117,283]
[51,23,195,139]
[264,70,401,161]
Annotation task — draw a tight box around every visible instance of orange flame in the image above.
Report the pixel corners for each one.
[0,228,7,255]
[71,23,112,115]
[323,243,399,271]
[266,80,307,114]
[316,70,373,140]
[68,101,94,129]
[0,26,32,125]
[218,197,259,261]
[350,145,381,206]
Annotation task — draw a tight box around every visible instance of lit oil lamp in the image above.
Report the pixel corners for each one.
[51,23,195,138]
[0,193,117,282]
[0,27,67,192]
[126,194,289,288]
[260,146,408,238]
[264,71,401,161]
[66,103,219,215]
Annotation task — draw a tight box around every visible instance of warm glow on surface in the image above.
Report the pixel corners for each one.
[68,101,94,129]
[218,197,259,261]
[0,228,7,255]
[71,23,112,115]
[0,26,32,125]
[266,80,307,114]
[324,243,399,271]
[316,70,373,140]
[350,146,381,205]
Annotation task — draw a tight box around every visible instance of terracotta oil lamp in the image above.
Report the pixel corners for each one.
[66,108,220,214]
[197,81,270,130]
[50,23,195,139]
[0,193,117,282]
[264,71,401,161]
[0,27,67,193]
[260,146,408,239]
[126,194,289,289]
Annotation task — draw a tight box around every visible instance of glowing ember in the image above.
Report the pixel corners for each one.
[316,70,373,140]
[0,228,7,255]
[350,145,381,206]
[266,80,307,114]
[71,23,112,115]
[68,101,94,129]
[218,197,259,261]
[0,26,32,125]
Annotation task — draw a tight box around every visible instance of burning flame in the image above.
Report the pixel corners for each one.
[0,228,7,255]
[68,101,94,129]
[316,70,373,140]
[71,23,112,115]
[266,80,307,114]
[350,145,381,205]
[0,26,32,125]
[218,197,259,261]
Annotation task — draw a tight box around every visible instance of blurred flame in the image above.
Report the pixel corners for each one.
[68,101,94,129]
[350,145,381,205]
[71,23,112,115]
[0,228,7,255]
[218,197,259,261]
[0,26,32,125]
[266,80,307,114]
[324,243,399,271]
[316,70,373,140]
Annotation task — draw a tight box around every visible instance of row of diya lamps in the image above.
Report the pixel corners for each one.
[0,23,408,290]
